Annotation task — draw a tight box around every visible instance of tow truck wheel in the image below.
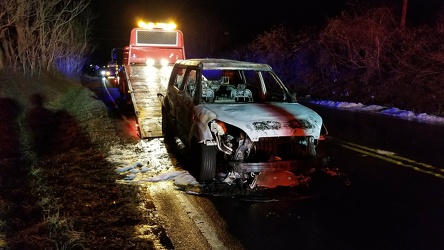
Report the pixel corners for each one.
[192,142,217,182]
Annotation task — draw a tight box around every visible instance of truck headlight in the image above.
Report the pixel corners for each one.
[146,59,155,66]
[160,59,169,66]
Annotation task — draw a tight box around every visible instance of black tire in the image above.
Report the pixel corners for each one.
[192,142,217,182]
[162,107,174,143]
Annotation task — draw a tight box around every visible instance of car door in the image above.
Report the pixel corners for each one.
[175,67,199,144]
[165,65,184,126]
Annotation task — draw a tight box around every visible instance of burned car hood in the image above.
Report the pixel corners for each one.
[199,103,323,141]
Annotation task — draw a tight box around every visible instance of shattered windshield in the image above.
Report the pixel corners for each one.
[200,69,295,104]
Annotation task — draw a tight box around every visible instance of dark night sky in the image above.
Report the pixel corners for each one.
[89,0,443,65]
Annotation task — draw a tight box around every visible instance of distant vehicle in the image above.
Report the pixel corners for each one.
[98,66,108,77]
[160,58,332,186]
[83,64,99,77]
[105,62,118,78]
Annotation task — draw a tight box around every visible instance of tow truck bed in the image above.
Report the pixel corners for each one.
[125,64,172,138]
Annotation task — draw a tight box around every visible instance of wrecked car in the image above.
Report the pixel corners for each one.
[160,58,337,188]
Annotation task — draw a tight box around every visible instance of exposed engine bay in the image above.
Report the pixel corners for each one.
[208,120,346,189]
[210,120,319,162]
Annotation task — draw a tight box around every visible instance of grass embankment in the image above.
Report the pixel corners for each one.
[0,73,168,249]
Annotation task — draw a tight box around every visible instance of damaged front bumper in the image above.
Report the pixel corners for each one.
[224,157,343,189]
[228,157,328,174]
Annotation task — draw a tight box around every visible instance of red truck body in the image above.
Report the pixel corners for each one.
[117,26,185,138]
[123,28,185,65]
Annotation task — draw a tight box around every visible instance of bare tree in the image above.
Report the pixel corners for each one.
[248,24,304,78]
[312,6,444,114]
[319,8,397,79]
[0,0,18,69]
[400,0,408,29]
[0,0,93,75]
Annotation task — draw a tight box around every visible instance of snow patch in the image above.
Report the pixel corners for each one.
[310,100,444,125]
[107,138,199,186]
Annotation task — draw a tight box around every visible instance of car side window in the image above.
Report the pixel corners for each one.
[244,70,262,89]
[183,69,197,98]
[244,70,265,100]
[173,67,185,89]
[262,71,286,101]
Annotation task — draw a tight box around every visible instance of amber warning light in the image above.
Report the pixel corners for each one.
[137,21,176,30]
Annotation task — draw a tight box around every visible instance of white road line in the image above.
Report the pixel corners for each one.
[174,192,226,249]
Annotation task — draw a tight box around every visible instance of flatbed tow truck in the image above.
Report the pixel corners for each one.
[117,21,185,138]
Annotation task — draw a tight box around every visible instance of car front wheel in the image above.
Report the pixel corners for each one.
[192,142,217,182]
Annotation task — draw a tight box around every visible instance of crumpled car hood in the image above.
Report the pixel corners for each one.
[196,103,323,141]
